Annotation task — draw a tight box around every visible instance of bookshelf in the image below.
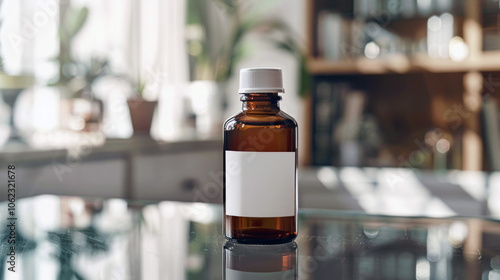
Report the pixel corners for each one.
[306,0,500,171]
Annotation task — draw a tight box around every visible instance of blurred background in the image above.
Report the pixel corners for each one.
[4,2,500,279]
[1,0,500,202]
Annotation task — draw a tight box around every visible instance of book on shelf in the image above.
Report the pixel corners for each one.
[334,90,367,166]
[482,99,500,171]
[313,81,346,165]
[317,12,346,61]
[354,0,463,18]
[317,11,368,61]
[312,81,368,166]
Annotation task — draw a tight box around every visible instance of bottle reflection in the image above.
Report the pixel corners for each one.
[223,241,297,280]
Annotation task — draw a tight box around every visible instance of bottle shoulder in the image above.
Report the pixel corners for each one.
[224,110,297,131]
[278,110,298,126]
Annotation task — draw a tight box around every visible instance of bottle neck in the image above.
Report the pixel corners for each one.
[241,93,281,112]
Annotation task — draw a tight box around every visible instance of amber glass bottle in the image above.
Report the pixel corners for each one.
[224,68,298,244]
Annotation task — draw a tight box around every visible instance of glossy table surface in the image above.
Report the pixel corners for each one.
[1,195,500,280]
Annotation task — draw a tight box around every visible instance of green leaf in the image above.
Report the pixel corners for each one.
[212,0,237,13]
[66,7,89,39]
[298,55,311,98]
[272,40,295,53]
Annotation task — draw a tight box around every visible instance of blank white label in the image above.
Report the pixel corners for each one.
[225,151,296,217]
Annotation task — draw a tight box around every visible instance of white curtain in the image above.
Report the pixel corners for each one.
[0,0,58,78]
[152,0,189,141]
[71,0,189,140]
[125,0,189,140]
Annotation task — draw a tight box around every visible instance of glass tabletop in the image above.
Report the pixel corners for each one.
[1,195,500,280]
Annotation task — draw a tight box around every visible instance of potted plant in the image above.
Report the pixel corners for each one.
[185,0,310,139]
[186,0,310,96]
[57,56,108,133]
[53,5,107,133]
[126,81,158,135]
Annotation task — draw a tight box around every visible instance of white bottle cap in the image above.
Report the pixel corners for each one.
[238,67,285,94]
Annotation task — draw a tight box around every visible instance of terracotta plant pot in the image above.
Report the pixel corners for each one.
[127,99,157,135]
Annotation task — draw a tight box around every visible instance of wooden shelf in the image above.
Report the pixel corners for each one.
[308,54,500,75]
